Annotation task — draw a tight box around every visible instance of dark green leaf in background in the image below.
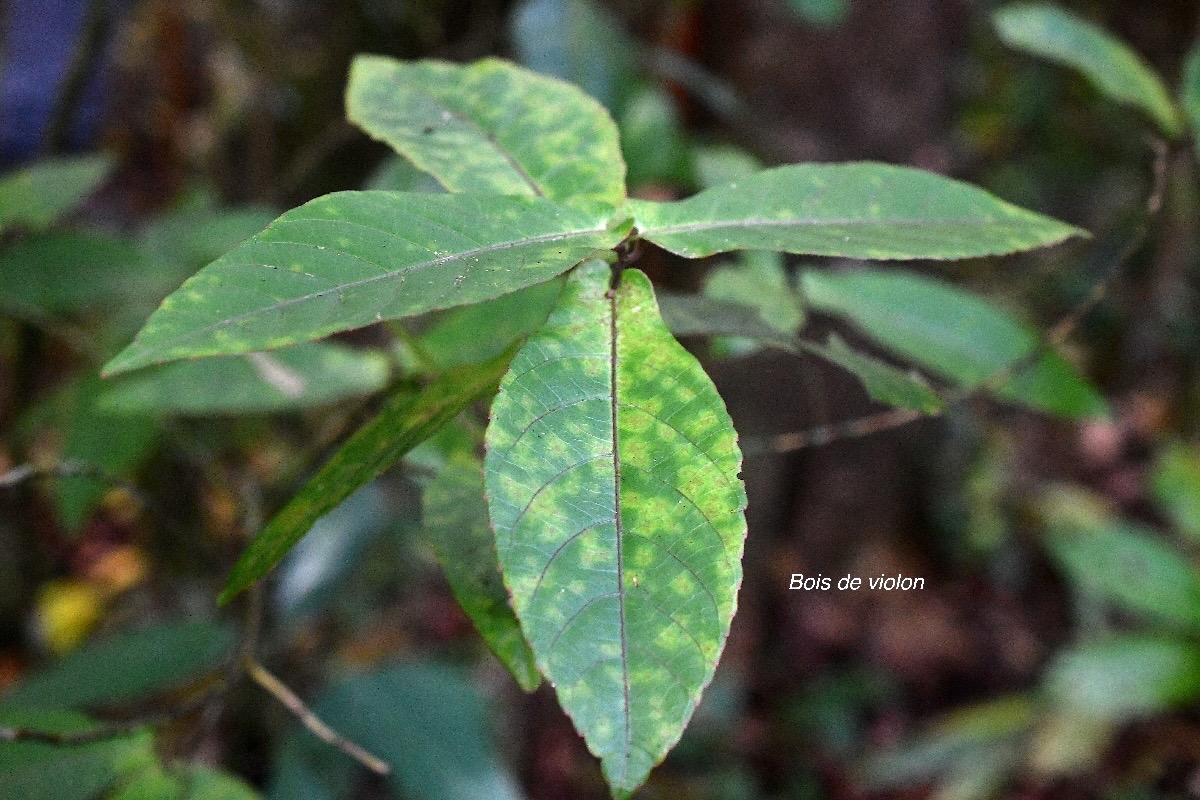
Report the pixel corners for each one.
[1045,637,1200,720]
[139,204,276,274]
[802,334,945,414]
[1150,441,1200,542]
[707,251,803,333]
[631,163,1086,260]
[800,268,1108,419]
[658,293,801,353]
[51,376,160,533]
[0,620,233,712]
[510,0,636,112]
[0,155,112,235]
[784,0,850,28]
[98,343,390,416]
[0,233,147,318]
[268,663,524,800]
[0,709,155,800]
[1183,41,1200,160]
[618,84,693,189]
[993,3,1183,137]
[104,192,623,375]
[486,260,747,795]
[1040,486,1200,632]
[423,456,541,691]
[347,55,627,208]
[273,484,390,624]
[220,350,513,603]
[414,280,563,372]
[859,695,1032,790]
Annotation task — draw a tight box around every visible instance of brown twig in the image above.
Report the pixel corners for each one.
[241,656,391,776]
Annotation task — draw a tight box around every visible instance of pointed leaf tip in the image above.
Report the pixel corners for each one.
[631,163,1087,261]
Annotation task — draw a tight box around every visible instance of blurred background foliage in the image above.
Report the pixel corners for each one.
[1,0,1200,798]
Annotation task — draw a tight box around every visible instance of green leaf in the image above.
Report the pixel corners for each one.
[187,765,263,800]
[703,250,803,357]
[103,191,623,375]
[1150,441,1200,542]
[1,620,233,711]
[0,709,154,800]
[690,145,762,191]
[109,765,184,800]
[52,375,160,533]
[415,279,563,372]
[139,204,276,274]
[800,268,1108,419]
[630,163,1086,260]
[268,663,524,800]
[98,343,390,416]
[705,251,804,336]
[346,55,626,208]
[0,155,112,235]
[993,4,1183,137]
[1183,42,1200,160]
[657,293,800,352]
[109,763,263,800]
[485,260,747,795]
[220,351,513,604]
[510,0,636,112]
[423,455,541,691]
[0,233,147,318]
[860,695,1032,789]
[1039,486,1200,631]
[802,334,945,414]
[784,0,849,28]
[1046,637,1200,720]
[619,84,692,189]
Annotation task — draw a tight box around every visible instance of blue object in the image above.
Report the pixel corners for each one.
[0,0,113,165]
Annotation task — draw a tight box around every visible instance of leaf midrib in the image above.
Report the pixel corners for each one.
[608,284,633,780]
[416,92,548,198]
[118,223,611,365]
[640,216,1045,236]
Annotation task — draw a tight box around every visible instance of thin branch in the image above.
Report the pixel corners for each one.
[0,677,231,746]
[0,459,145,503]
[242,656,391,776]
[748,407,930,455]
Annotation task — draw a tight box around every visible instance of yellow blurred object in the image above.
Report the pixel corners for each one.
[35,580,106,656]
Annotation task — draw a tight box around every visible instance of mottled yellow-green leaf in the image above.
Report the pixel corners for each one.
[485,260,747,796]
[347,56,626,208]
[631,163,1085,260]
[103,191,622,375]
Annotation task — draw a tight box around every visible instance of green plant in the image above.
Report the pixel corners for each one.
[78,53,1102,797]
[849,9,1200,797]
